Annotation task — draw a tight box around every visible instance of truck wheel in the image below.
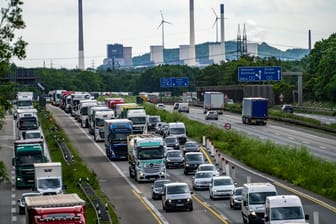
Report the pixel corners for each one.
[129,167,134,178]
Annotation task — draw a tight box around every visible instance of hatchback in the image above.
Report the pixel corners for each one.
[229,186,243,209]
[192,171,214,190]
[165,150,184,168]
[196,164,220,176]
[151,179,171,200]
[209,176,235,199]
[182,141,199,154]
[205,111,218,120]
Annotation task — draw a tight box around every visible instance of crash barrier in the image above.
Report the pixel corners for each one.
[79,179,113,224]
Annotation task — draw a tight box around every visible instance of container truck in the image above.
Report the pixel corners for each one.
[14,91,34,119]
[25,193,86,224]
[93,110,115,142]
[115,103,137,118]
[70,92,91,117]
[13,139,48,188]
[203,91,225,114]
[15,109,40,139]
[242,97,268,125]
[128,134,166,182]
[125,108,147,134]
[104,119,133,160]
[105,97,125,112]
[34,162,63,195]
[88,105,109,134]
[78,99,97,127]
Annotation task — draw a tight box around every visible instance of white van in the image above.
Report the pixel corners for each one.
[168,122,187,145]
[264,195,309,224]
[241,182,277,224]
[178,103,189,113]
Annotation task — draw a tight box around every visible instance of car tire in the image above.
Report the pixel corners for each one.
[189,206,193,211]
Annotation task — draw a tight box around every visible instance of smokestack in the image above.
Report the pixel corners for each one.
[189,0,196,66]
[220,4,225,62]
[308,29,311,50]
[78,0,85,70]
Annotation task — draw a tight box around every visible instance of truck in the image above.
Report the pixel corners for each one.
[264,195,309,224]
[115,103,137,118]
[203,91,225,114]
[78,99,97,127]
[125,108,147,134]
[14,92,34,119]
[34,162,63,195]
[242,97,268,125]
[15,109,40,140]
[25,193,86,224]
[104,119,133,160]
[88,105,109,134]
[167,122,187,145]
[241,182,277,224]
[128,134,166,182]
[105,97,125,112]
[93,110,115,142]
[70,92,92,117]
[13,139,48,188]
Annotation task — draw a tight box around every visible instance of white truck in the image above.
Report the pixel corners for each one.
[126,108,147,134]
[14,92,34,119]
[78,99,97,127]
[70,92,92,117]
[93,110,115,142]
[241,182,277,224]
[167,122,187,145]
[16,109,39,140]
[264,195,309,224]
[33,162,63,195]
[203,91,225,114]
[88,105,109,134]
[128,134,166,182]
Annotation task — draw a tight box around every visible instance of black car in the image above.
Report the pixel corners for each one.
[164,136,180,150]
[165,150,184,168]
[152,179,171,200]
[184,152,205,175]
[182,141,199,154]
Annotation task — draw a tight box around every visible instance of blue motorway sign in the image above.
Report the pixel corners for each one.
[238,66,282,82]
[160,78,172,88]
[160,77,189,88]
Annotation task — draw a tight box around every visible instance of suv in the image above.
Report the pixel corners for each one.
[205,111,218,120]
[182,141,199,154]
[184,152,205,175]
[162,182,193,212]
[281,104,294,113]
[173,102,179,110]
[164,136,180,150]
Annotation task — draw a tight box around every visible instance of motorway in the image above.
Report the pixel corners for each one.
[2,104,336,223]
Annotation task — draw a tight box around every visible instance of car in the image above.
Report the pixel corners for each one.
[281,104,294,113]
[17,192,41,214]
[162,182,193,212]
[229,187,243,209]
[196,164,220,176]
[192,171,214,190]
[205,111,218,120]
[163,136,180,150]
[209,176,235,199]
[184,152,205,175]
[165,150,184,168]
[151,179,171,200]
[182,141,199,154]
[155,122,169,136]
[147,115,161,131]
[173,102,180,110]
[156,103,165,110]
[178,103,189,113]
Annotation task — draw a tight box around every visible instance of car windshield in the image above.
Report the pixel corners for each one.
[214,178,233,186]
[249,192,277,204]
[186,154,203,162]
[154,180,170,188]
[167,151,182,157]
[185,142,197,148]
[195,172,212,178]
[271,206,304,220]
[170,128,185,135]
[235,188,243,195]
[149,117,160,122]
[167,185,189,194]
[199,165,215,171]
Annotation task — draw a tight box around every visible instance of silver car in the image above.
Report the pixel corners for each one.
[209,176,235,199]
[192,171,214,190]
[230,187,243,209]
[17,192,41,214]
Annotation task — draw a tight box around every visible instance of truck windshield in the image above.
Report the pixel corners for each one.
[271,206,304,220]
[149,117,160,123]
[17,101,33,107]
[128,117,146,124]
[80,107,88,115]
[170,128,185,135]
[19,118,38,130]
[137,147,164,159]
[95,118,105,127]
[38,178,61,189]
[17,151,42,165]
[249,192,277,205]
[111,133,128,142]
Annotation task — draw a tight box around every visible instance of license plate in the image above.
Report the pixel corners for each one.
[176,204,184,206]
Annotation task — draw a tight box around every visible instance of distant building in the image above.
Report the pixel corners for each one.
[247,42,258,57]
[101,43,133,70]
[150,45,164,65]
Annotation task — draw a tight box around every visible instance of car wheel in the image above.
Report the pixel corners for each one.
[230,200,233,208]
[189,206,193,211]
[210,193,213,199]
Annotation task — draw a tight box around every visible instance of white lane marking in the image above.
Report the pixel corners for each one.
[319,146,327,150]
[288,136,294,140]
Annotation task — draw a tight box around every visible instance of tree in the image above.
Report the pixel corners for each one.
[0,0,27,183]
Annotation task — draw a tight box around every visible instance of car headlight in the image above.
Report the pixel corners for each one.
[187,198,192,202]
[168,199,172,203]
[166,159,171,162]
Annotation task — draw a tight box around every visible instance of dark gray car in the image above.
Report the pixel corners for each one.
[152,179,171,200]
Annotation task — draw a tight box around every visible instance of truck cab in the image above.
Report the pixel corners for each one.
[34,162,63,195]
[168,122,187,145]
[93,110,115,142]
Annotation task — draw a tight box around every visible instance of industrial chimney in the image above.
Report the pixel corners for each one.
[308,29,311,50]
[220,4,225,62]
[188,0,196,66]
[78,0,85,70]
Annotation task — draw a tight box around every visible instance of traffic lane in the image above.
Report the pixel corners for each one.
[48,105,161,224]
[0,115,15,223]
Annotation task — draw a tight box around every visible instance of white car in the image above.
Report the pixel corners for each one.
[209,176,235,199]
[196,164,220,176]
[192,171,214,190]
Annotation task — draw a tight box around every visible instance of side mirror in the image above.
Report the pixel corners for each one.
[12,158,15,166]
[264,216,269,222]
[243,201,247,206]
[305,214,310,220]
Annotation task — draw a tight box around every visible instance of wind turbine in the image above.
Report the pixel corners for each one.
[157,10,172,48]
[212,8,220,43]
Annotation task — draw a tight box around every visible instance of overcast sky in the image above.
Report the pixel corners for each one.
[9,0,336,69]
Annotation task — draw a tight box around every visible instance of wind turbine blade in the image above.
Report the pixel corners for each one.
[212,8,219,18]
[157,21,163,29]
[160,10,164,20]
